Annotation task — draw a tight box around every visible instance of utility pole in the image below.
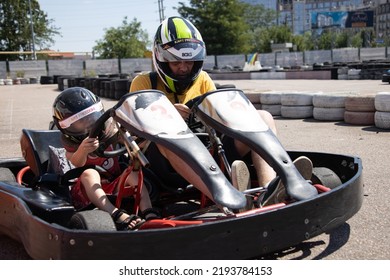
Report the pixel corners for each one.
[158,0,165,23]
[28,0,37,60]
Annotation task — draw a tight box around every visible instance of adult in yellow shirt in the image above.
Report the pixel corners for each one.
[130,16,310,206]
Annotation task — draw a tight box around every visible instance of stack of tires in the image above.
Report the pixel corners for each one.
[40,76,54,84]
[259,91,282,116]
[114,79,131,100]
[347,69,361,80]
[245,92,261,110]
[280,91,317,119]
[374,92,390,129]
[337,67,348,80]
[344,95,376,126]
[313,92,352,121]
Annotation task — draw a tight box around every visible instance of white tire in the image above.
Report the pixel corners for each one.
[348,69,361,75]
[313,92,354,108]
[313,107,345,121]
[338,74,348,80]
[375,111,390,129]
[281,105,313,119]
[337,67,348,75]
[345,95,376,112]
[261,104,281,116]
[281,92,316,106]
[375,92,390,112]
[259,91,282,105]
[344,111,375,125]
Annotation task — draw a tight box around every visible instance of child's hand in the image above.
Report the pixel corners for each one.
[79,136,99,154]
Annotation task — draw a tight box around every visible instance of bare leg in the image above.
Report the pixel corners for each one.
[124,171,154,214]
[80,168,116,214]
[80,168,141,228]
[234,110,277,187]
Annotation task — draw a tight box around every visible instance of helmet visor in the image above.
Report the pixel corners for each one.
[158,38,205,62]
[59,102,104,137]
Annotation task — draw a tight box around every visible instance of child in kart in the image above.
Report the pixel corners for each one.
[130,16,314,207]
[52,87,159,230]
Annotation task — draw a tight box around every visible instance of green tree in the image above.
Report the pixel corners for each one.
[0,0,59,60]
[93,17,149,59]
[249,25,294,53]
[242,3,277,30]
[177,0,251,55]
[292,31,315,52]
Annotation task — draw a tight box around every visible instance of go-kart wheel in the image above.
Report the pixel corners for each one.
[89,108,127,158]
[68,209,116,231]
[311,167,342,189]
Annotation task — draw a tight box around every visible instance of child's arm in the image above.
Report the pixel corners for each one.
[66,137,99,167]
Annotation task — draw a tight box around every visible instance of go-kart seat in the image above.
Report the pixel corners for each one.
[18,129,76,220]
[20,128,63,177]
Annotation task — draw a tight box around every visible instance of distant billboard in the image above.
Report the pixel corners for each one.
[311,11,374,30]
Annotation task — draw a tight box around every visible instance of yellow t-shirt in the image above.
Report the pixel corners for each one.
[130,71,216,105]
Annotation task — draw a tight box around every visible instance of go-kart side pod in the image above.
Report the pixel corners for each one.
[110,90,247,210]
[193,89,318,201]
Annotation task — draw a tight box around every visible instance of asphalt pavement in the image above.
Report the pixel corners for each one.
[0,80,389,260]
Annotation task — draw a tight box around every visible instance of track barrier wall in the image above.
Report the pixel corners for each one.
[1,47,390,80]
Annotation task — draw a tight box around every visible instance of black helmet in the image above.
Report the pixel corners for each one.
[153,16,206,94]
[53,87,104,143]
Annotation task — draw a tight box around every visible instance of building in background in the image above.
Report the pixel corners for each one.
[241,0,388,44]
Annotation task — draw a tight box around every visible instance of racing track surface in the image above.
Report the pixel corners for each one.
[0,80,389,260]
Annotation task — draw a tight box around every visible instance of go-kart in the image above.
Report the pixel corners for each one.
[0,89,363,259]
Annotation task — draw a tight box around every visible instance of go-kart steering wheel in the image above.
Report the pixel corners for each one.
[89,108,127,158]
[185,96,204,132]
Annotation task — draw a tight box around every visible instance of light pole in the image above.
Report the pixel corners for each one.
[158,0,165,23]
[28,0,37,60]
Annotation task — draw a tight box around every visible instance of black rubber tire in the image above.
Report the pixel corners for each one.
[311,167,342,189]
[68,209,116,231]
[40,76,54,85]
[0,167,16,182]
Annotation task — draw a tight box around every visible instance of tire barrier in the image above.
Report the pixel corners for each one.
[375,92,390,129]
[259,91,282,116]
[92,78,114,97]
[40,76,54,84]
[312,92,352,121]
[114,79,131,100]
[344,95,376,126]
[5,73,390,130]
[245,93,261,110]
[280,92,317,119]
[57,75,77,91]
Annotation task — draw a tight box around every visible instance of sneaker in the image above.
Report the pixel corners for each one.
[231,160,250,192]
[231,160,253,211]
[261,156,313,206]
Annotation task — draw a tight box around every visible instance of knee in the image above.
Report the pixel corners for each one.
[81,168,100,179]
[258,110,277,134]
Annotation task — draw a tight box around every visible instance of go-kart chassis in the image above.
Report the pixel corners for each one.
[0,151,363,259]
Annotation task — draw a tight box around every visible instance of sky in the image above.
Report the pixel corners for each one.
[38,0,189,53]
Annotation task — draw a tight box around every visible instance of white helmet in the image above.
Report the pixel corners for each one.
[153,16,206,94]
